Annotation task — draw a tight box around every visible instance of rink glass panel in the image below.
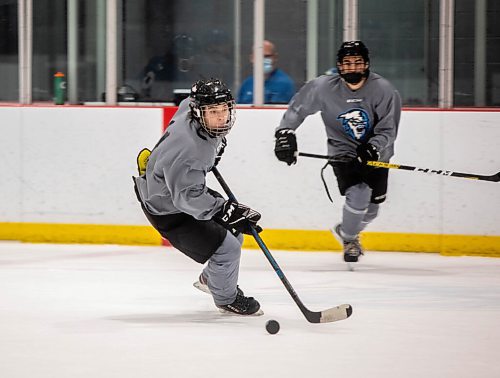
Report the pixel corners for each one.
[1,0,499,106]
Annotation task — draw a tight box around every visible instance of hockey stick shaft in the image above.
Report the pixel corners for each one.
[298,152,500,182]
[211,167,352,323]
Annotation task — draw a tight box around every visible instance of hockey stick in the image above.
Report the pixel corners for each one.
[298,152,500,182]
[211,167,352,323]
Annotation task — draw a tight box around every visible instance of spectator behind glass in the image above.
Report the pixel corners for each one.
[140,34,200,102]
[237,40,295,104]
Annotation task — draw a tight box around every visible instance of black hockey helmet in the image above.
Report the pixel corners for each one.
[190,78,235,137]
[337,40,370,64]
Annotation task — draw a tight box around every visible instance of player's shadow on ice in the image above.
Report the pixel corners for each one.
[106,312,250,325]
[309,264,447,276]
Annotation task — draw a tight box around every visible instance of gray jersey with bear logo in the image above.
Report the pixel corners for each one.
[134,98,226,218]
[277,72,401,162]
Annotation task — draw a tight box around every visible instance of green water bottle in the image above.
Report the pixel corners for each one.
[54,72,66,105]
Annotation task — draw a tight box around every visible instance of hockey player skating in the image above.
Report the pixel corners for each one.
[133,78,263,316]
[274,41,402,264]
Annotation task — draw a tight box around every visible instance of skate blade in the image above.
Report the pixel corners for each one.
[218,308,264,317]
[193,281,211,294]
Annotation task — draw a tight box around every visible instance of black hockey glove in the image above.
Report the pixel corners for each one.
[215,200,262,235]
[356,143,379,164]
[274,129,297,166]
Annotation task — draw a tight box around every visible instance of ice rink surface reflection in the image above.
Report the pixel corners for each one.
[1,242,499,378]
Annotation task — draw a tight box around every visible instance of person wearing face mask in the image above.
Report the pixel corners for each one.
[237,40,295,104]
[273,41,402,266]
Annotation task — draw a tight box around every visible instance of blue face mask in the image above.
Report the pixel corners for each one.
[263,57,274,74]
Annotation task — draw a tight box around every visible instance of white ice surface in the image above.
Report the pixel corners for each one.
[1,242,499,378]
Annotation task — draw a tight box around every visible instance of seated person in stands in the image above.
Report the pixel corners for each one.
[238,40,295,104]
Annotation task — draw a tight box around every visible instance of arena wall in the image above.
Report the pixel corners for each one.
[0,105,498,256]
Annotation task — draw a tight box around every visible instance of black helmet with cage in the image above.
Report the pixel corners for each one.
[190,78,235,137]
[336,40,370,84]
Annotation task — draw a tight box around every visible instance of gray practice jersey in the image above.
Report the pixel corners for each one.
[277,72,402,162]
[134,98,226,219]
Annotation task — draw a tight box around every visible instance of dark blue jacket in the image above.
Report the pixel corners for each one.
[237,68,295,104]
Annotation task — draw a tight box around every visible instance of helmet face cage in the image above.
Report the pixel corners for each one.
[199,100,236,137]
[190,79,236,137]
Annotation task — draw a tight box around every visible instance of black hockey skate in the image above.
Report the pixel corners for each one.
[217,292,264,316]
[332,224,364,263]
[342,239,364,263]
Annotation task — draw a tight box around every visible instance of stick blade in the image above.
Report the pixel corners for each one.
[320,304,353,323]
[476,172,500,182]
[305,304,353,323]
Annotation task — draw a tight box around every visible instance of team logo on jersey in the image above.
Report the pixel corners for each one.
[337,108,371,140]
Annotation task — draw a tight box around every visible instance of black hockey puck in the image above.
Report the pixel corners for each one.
[265,319,280,335]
